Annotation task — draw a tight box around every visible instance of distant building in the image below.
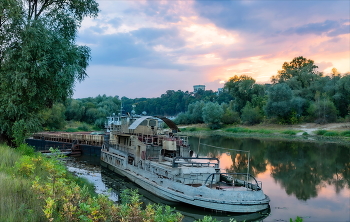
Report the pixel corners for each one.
[193,85,205,93]
[217,88,223,95]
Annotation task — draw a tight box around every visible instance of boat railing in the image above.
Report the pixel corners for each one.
[172,157,220,168]
[204,173,262,191]
[155,173,208,186]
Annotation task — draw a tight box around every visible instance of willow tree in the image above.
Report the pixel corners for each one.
[0,0,99,146]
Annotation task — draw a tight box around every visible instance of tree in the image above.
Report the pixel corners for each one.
[271,56,320,85]
[187,101,205,124]
[202,102,224,129]
[308,93,338,124]
[224,75,265,113]
[0,0,99,145]
[333,74,350,117]
[41,103,66,130]
[264,83,294,123]
[221,103,240,125]
[241,102,263,125]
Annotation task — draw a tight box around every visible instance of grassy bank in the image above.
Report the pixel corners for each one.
[0,144,183,222]
[179,124,350,145]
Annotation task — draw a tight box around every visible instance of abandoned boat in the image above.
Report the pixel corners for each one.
[100,114,270,213]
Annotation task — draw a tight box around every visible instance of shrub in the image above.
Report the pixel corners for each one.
[255,129,273,134]
[77,123,89,131]
[302,132,309,135]
[340,130,350,137]
[202,102,224,129]
[315,130,328,135]
[241,103,263,125]
[221,109,240,125]
[65,128,78,132]
[225,127,251,133]
[323,131,339,137]
[282,130,297,135]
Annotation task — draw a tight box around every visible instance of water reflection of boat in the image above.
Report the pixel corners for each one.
[101,168,270,222]
[101,113,270,213]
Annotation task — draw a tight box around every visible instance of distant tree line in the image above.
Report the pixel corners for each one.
[44,56,349,130]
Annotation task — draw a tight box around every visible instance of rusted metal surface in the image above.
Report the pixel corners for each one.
[32,132,104,146]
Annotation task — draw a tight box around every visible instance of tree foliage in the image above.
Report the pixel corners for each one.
[241,102,263,125]
[224,75,266,113]
[0,0,99,145]
[202,102,224,129]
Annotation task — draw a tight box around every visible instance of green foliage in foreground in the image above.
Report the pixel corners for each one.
[0,144,184,222]
[290,216,303,222]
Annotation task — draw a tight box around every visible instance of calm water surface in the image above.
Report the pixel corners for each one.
[65,136,350,222]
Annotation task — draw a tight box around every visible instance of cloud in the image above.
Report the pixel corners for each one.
[316,61,333,72]
[73,0,350,99]
[131,27,186,48]
[283,20,350,36]
[193,0,350,35]
[78,27,188,70]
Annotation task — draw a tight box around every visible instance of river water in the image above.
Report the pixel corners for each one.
[64,136,350,222]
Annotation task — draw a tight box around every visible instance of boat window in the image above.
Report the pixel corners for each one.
[140,120,148,126]
[149,120,157,126]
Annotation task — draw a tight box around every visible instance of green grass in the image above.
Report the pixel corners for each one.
[64,121,99,132]
[315,129,328,135]
[0,145,43,222]
[255,129,273,134]
[0,144,184,222]
[323,131,339,137]
[225,127,252,133]
[340,130,350,137]
[281,130,298,135]
[225,127,273,134]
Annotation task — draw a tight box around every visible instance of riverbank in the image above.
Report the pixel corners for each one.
[178,122,350,145]
[0,144,183,222]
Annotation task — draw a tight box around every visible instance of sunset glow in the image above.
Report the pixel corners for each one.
[74,0,350,98]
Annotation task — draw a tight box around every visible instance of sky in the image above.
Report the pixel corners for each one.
[73,0,350,99]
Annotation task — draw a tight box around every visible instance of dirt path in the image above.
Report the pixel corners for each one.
[292,123,350,135]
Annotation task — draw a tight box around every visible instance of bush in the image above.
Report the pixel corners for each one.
[65,128,78,132]
[282,130,297,135]
[221,109,240,125]
[202,102,224,129]
[323,131,339,137]
[302,132,309,135]
[340,130,350,137]
[255,129,273,134]
[225,127,251,133]
[315,130,328,135]
[241,103,263,125]
[77,123,89,131]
